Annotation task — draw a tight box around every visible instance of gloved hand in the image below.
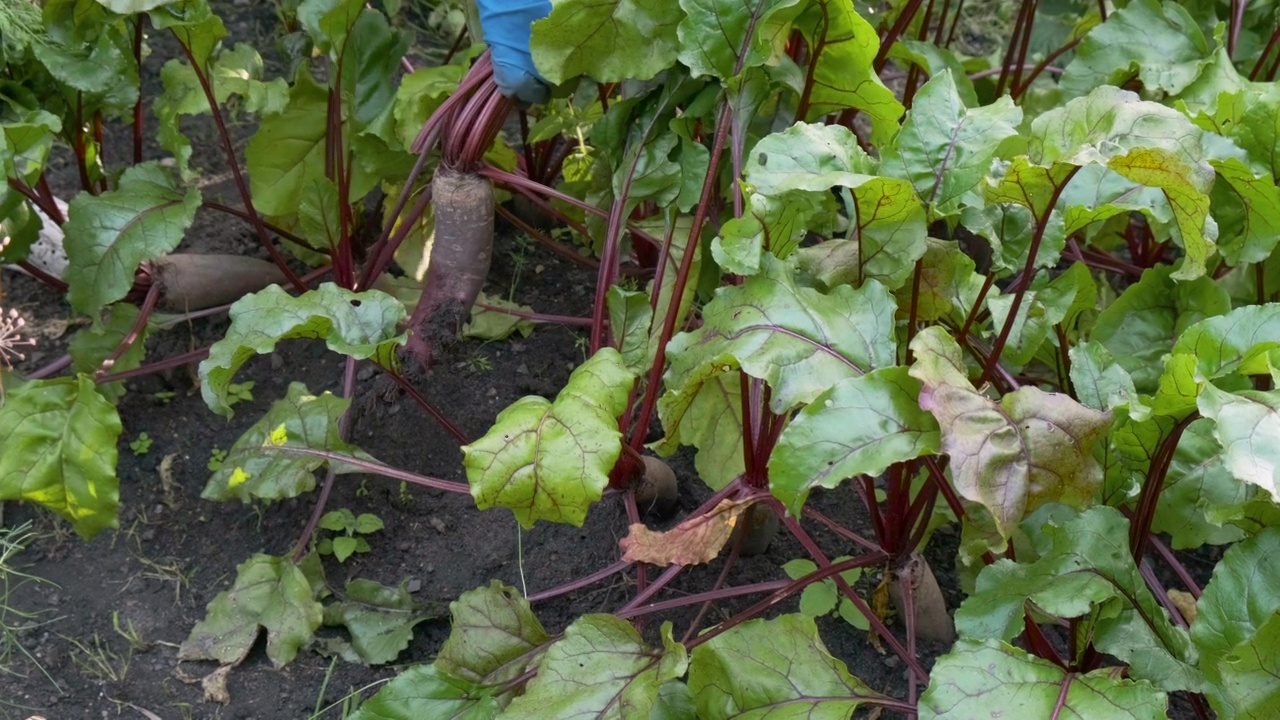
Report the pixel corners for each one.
[476,0,553,104]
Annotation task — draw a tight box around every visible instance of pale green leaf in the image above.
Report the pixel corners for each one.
[0,375,121,538]
[531,0,681,84]
[463,349,633,528]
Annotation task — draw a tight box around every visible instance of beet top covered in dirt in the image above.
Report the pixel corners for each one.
[1,1,1278,718]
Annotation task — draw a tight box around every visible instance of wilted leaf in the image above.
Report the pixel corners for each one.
[180,553,323,668]
[909,327,1111,536]
[620,498,754,567]
[464,349,633,528]
[325,579,446,665]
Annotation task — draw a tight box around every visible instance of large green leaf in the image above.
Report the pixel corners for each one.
[1171,303,1280,382]
[0,375,120,538]
[63,162,201,315]
[665,254,897,414]
[199,284,406,418]
[463,349,633,528]
[879,70,1022,217]
[769,367,939,516]
[900,237,985,325]
[179,553,323,668]
[245,68,328,217]
[1069,341,1141,413]
[531,0,682,84]
[1197,383,1280,502]
[919,639,1169,720]
[909,327,1111,537]
[502,616,687,718]
[1091,265,1229,392]
[348,664,499,720]
[954,506,1202,693]
[746,123,876,195]
[655,367,744,491]
[437,581,550,686]
[1059,0,1210,98]
[677,0,803,81]
[1154,419,1248,548]
[1210,157,1280,266]
[794,0,901,145]
[1193,528,1280,719]
[1027,86,1220,279]
[688,614,884,718]
[202,382,377,502]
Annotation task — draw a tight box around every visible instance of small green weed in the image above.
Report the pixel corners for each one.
[128,432,152,455]
[316,509,384,562]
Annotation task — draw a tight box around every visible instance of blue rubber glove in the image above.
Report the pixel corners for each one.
[476,0,553,104]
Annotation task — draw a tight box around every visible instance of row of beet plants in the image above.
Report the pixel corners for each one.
[3,0,1280,717]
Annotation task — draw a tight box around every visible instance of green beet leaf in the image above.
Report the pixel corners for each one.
[746,123,876,195]
[324,578,447,665]
[1171,303,1280,382]
[688,614,884,718]
[1197,383,1280,502]
[656,367,745,491]
[899,237,985,325]
[909,327,1111,537]
[665,254,897,415]
[794,0,902,145]
[179,553,323,669]
[68,302,150,403]
[1193,528,1280,718]
[463,349,632,528]
[1069,341,1140,412]
[502,615,686,718]
[1091,265,1229,393]
[203,382,377,502]
[245,68,328,217]
[880,70,1022,218]
[349,664,499,720]
[1210,156,1280,266]
[1154,419,1248,549]
[1058,0,1209,99]
[955,506,1202,693]
[0,375,121,539]
[919,639,1169,720]
[154,43,288,180]
[63,162,201,316]
[770,367,939,516]
[677,0,804,82]
[199,284,406,418]
[437,581,550,687]
[531,0,681,85]
[607,286,654,375]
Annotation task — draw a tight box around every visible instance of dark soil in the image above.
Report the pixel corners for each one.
[0,3,1207,720]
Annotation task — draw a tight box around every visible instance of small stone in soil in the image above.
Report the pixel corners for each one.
[407,578,422,593]
[428,516,446,533]
[357,364,376,381]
